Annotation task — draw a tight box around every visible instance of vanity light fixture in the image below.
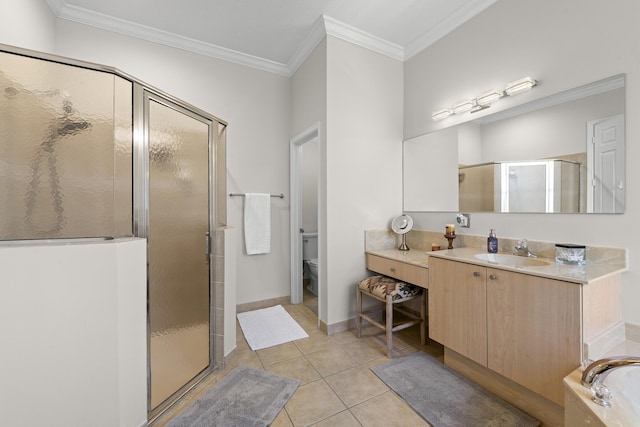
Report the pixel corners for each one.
[505,76,537,96]
[452,99,475,114]
[470,102,490,113]
[431,108,452,121]
[431,76,538,121]
[476,89,504,106]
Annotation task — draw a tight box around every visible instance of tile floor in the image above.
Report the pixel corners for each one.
[153,303,443,427]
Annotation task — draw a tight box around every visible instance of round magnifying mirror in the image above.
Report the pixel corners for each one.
[391,214,413,250]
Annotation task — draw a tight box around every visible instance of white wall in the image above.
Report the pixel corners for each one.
[404,0,640,325]
[0,0,56,52]
[291,39,327,137]
[0,239,147,427]
[291,39,328,319]
[326,37,403,326]
[291,37,403,327]
[54,20,292,306]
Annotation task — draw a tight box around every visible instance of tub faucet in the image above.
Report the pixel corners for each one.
[514,239,536,258]
[581,356,640,407]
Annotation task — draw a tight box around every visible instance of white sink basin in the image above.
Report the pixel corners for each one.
[474,253,550,267]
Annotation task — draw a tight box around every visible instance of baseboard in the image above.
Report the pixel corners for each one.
[221,346,239,371]
[626,321,640,343]
[321,317,356,335]
[236,296,290,314]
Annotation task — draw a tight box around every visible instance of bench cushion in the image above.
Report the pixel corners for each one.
[358,275,422,300]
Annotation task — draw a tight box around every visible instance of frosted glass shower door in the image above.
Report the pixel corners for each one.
[147,96,211,410]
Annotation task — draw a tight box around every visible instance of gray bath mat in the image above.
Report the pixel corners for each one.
[371,352,540,427]
[166,365,299,427]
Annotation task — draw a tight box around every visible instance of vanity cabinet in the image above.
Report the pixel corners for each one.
[428,257,581,405]
[365,253,428,288]
[428,257,487,364]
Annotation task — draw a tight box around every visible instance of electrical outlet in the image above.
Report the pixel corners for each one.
[456,213,470,228]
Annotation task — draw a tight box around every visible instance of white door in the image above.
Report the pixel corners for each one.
[588,115,625,213]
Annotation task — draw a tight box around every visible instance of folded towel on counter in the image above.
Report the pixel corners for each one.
[244,193,271,255]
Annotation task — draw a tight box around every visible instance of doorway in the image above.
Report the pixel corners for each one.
[290,123,321,319]
[136,89,217,420]
[301,138,319,314]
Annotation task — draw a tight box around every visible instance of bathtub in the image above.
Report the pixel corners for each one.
[564,341,640,426]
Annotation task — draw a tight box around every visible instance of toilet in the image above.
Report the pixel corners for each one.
[302,233,318,296]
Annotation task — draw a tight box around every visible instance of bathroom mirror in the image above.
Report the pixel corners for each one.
[403,74,625,214]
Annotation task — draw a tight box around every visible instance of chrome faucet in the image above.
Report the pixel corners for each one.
[514,239,536,258]
[581,356,640,407]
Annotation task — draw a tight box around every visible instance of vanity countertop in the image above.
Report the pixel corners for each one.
[426,247,627,285]
[366,249,430,268]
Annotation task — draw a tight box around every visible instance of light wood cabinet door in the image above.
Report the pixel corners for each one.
[486,268,581,405]
[366,254,428,288]
[428,257,487,366]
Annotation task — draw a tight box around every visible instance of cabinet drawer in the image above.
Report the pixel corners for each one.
[366,254,428,288]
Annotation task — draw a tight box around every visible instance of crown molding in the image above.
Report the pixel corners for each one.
[287,15,407,76]
[286,15,328,76]
[404,0,499,60]
[46,1,494,76]
[322,15,404,62]
[45,0,64,15]
[51,1,291,76]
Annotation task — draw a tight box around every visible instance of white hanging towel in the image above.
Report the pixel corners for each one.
[244,193,271,255]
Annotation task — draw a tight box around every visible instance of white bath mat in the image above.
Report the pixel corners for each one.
[237,305,308,351]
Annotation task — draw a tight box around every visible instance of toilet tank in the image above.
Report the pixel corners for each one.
[302,232,318,260]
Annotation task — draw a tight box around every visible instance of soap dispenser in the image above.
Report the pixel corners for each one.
[487,229,498,253]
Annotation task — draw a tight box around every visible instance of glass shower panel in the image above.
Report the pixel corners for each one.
[114,76,134,236]
[503,163,548,212]
[148,98,210,409]
[0,51,132,240]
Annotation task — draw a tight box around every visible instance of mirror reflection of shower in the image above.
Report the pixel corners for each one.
[301,138,319,315]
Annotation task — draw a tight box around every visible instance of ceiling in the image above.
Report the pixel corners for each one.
[46,0,498,76]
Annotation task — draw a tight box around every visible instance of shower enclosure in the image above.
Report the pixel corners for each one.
[0,45,227,422]
[458,159,580,213]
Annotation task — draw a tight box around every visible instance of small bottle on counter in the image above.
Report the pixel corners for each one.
[487,229,498,253]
